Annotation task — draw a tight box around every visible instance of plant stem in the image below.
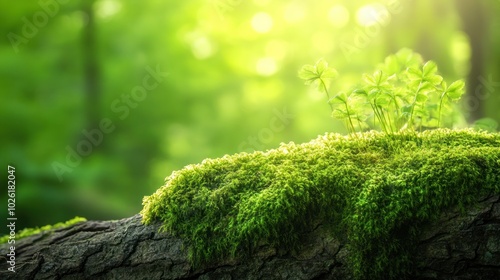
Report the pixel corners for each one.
[438,95,445,128]
[344,102,356,134]
[389,94,400,131]
[321,79,334,112]
[380,109,393,134]
[408,82,422,130]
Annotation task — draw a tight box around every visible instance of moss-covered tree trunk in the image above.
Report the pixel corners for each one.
[1,194,499,280]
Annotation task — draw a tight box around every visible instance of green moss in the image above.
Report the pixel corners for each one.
[141,129,500,280]
[0,216,86,244]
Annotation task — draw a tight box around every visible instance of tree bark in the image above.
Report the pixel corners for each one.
[1,195,499,280]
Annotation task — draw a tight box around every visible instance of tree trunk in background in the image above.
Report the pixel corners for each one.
[456,0,489,123]
[1,195,499,279]
[82,0,101,132]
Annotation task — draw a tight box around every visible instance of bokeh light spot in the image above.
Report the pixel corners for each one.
[251,12,274,34]
[95,0,122,19]
[256,57,277,76]
[191,37,215,60]
[328,5,349,28]
[284,3,306,24]
[356,4,389,27]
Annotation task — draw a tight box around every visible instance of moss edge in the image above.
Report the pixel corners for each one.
[0,216,87,244]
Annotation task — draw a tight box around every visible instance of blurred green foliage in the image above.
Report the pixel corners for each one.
[1,0,500,233]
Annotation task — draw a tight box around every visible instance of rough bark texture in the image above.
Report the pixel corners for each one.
[1,195,499,280]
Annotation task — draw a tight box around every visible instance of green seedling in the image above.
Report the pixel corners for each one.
[299,49,466,133]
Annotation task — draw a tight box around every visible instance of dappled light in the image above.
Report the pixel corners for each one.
[255,56,277,76]
[283,3,306,24]
[95,0,121,19]
[328,4,350,28]
[251,12,273,33]
[356,4,390,27]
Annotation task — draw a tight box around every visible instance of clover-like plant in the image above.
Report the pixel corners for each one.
[299,49,466,134]
[437,79,466,127]
[298,59,358,133]
[298,58,338,109]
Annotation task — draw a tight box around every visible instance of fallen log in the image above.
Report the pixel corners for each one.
[1,194,499,279]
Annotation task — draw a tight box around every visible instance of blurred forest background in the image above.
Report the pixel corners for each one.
[1,0,500,233]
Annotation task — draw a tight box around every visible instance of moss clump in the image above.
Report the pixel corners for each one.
[0,216,86,244]
[141,129,500,279]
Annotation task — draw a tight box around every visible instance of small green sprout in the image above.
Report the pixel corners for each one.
[298,58,338,111]
[299,49,466,134]
[329,91,359,134]
[438,79,465,127]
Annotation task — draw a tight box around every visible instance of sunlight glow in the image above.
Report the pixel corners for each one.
[312,31,334,54]
[265,40,288,61]
[191,36,215,60]
[256,57,277,76]
[356,4,389,27]
[243,80,283,104]
[283,3,306,24]
[328,5,349,28]
[95,0,122,19]
[450,32,471,76]
[251,12,274,34]
[253,0,270,7]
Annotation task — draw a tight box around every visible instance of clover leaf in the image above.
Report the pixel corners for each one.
[299,49,467,134]
[298,58,338,94]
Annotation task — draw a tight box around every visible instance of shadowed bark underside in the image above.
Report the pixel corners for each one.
[1,195,499,280]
